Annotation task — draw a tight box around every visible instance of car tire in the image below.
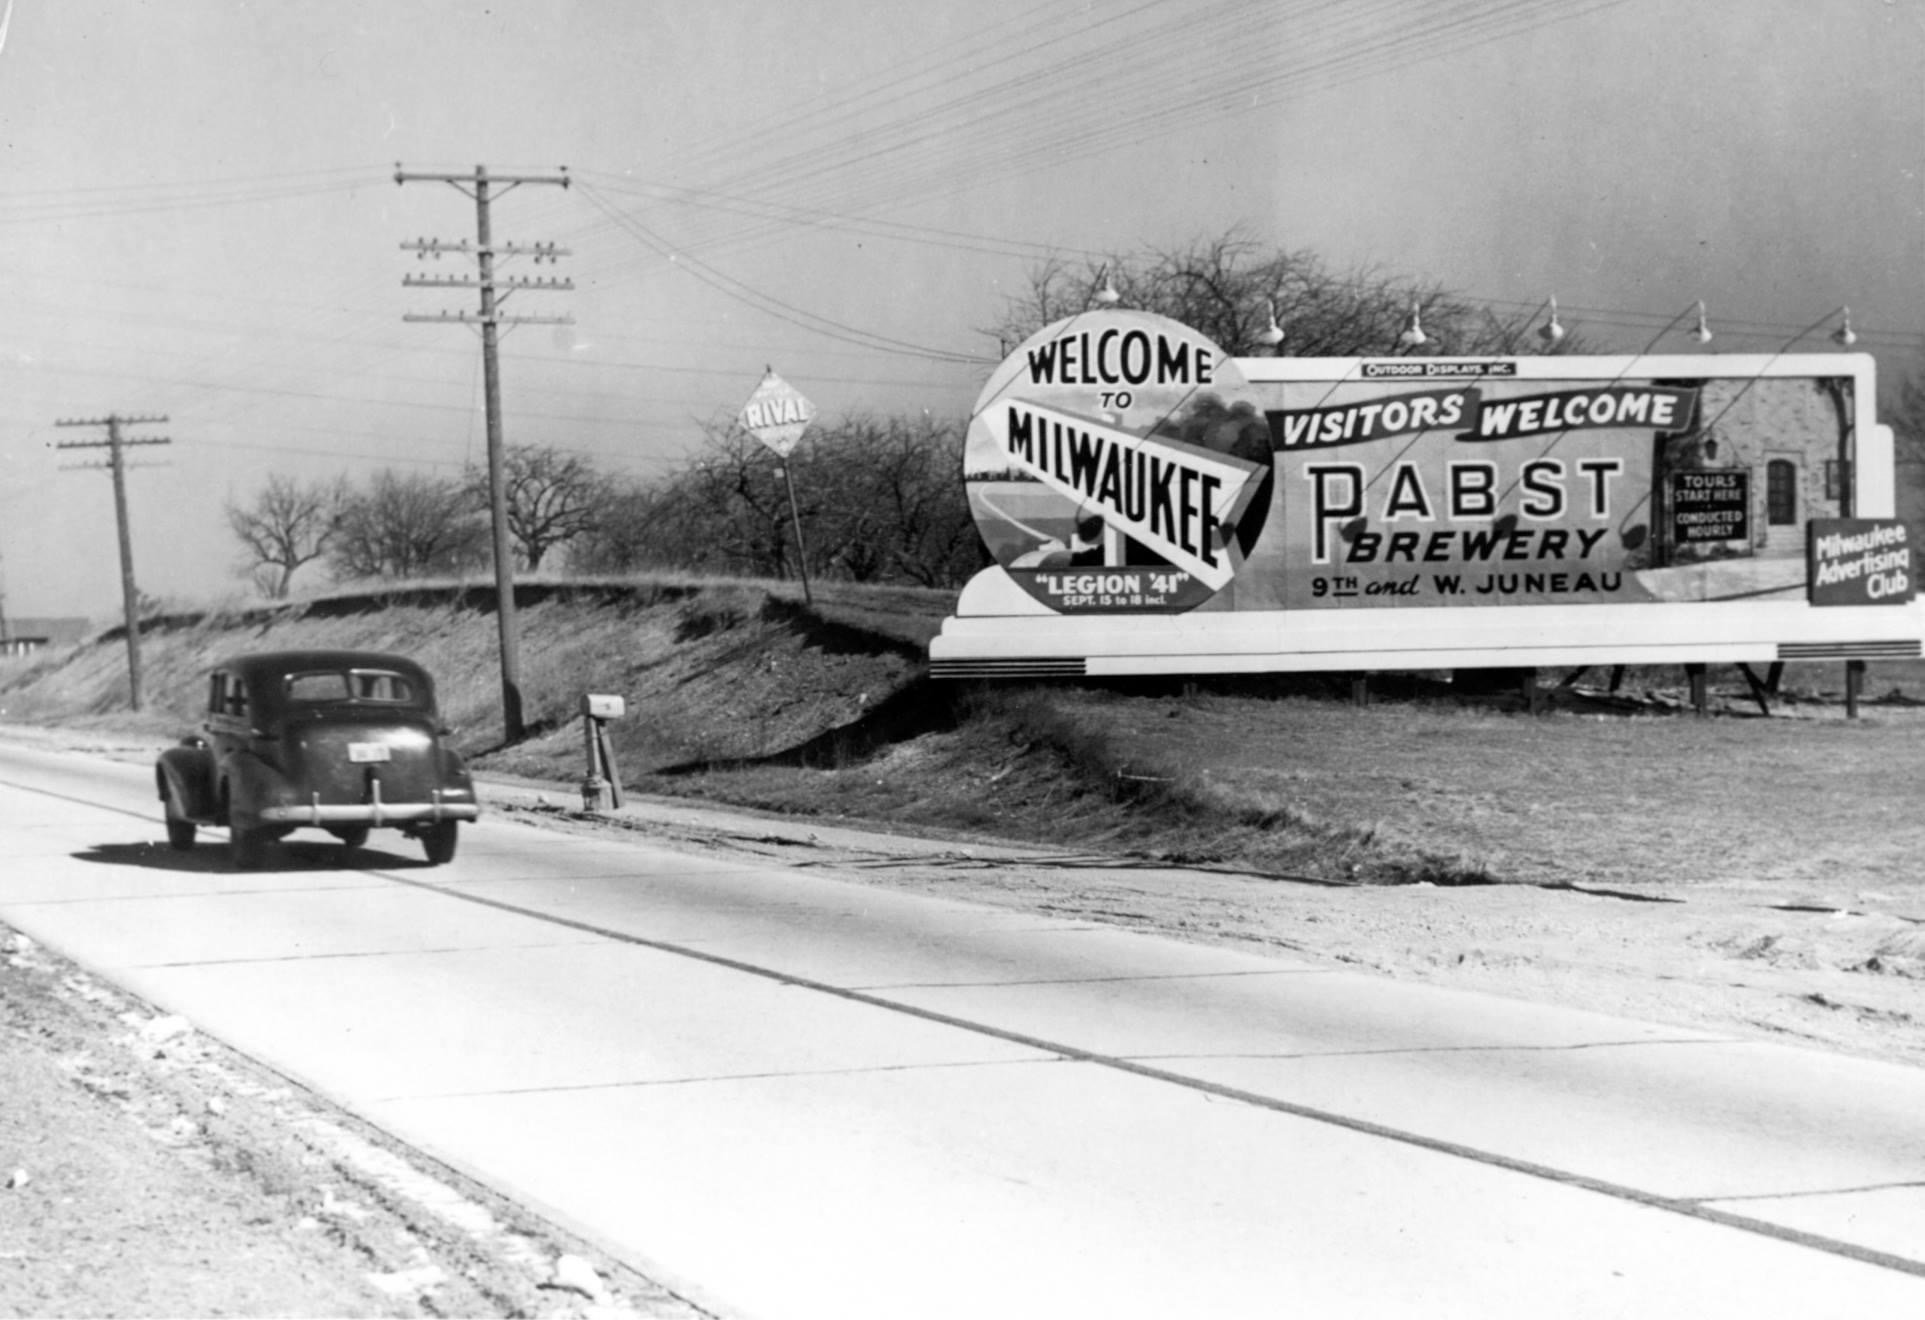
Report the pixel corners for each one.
[165,812,197,851]
[420,820,459,866]
[333,825,371,851]
[229,822,269,871]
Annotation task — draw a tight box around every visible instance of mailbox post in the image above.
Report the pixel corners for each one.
[580,693,625,812]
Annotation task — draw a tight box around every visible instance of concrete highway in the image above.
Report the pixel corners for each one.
[2,737,1922,1318]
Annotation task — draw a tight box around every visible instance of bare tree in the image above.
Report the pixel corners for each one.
[577,413,981,590]
[464,443,605,571]
[986,232,1587,359]
[816,415,977,587]
[681,423,802,580]
[566,421,793,579]
[328,469,487,582]
[226,474,344,599]
[570,477,668,575]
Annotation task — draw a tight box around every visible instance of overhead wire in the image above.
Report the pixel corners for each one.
[576,180,995,365]
[636,1,1413,239]
[679,0,1245,203]
[658,1,1631,262]
[569,168,1105,264]
[0,170,383,227]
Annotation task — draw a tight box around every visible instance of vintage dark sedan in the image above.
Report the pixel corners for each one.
[155,650,480,868]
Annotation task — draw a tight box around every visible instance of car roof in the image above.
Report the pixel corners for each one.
[217,650,433,682]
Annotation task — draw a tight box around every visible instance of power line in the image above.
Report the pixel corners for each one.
[577,182,994,365]
[629,2,1633,266]
[0,172,380,227]
[570,167,1103,264]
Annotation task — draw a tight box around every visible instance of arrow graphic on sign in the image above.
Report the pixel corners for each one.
[984,399,1265,589]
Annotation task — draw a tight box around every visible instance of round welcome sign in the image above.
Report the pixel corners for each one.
[963,309,1273,614]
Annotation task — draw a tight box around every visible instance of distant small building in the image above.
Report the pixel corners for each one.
[0,616,92,658]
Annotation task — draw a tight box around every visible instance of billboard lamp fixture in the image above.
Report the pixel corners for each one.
[1091,265,1121,307]
[1831,307,1857,347]
[1398,300,1428,348]
[1256,298,1285,350]
[1688,300,1713,344]
[1537,295,1565,344]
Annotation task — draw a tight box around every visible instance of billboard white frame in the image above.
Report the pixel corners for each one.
[932,349,1922,679]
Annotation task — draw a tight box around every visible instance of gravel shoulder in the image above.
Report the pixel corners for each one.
[0,922,709,1320]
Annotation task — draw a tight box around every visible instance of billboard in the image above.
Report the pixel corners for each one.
[935,311,1922,678]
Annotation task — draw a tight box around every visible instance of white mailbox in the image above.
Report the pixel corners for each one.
[580,693,626,720]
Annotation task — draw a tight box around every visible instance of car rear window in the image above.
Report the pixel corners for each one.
[284,670,417,705]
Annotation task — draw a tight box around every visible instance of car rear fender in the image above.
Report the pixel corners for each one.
[219,749,292,828]
[156,743,217,821]
[439,745,475,794]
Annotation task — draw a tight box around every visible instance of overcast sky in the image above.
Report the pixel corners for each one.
[1,0,1920,620]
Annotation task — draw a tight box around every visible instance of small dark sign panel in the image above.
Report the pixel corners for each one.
[1670,470,1749,543]
[1809,518,1914,606]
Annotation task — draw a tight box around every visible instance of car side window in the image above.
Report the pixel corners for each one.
[208,673,247,718]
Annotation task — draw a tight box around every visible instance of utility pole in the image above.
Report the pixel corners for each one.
[53,414,170,710]
[396,163,572,744]
[0,544,11,652]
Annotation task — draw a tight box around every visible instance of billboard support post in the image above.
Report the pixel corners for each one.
[1686,664,1708,717]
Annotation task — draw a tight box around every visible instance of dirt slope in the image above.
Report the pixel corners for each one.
[0,581,936,765]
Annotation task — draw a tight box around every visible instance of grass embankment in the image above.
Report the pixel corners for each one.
[3,575,1923,892]
[651,676,1925,891]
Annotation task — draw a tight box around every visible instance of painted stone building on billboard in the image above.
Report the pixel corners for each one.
[1648,374,1853,564]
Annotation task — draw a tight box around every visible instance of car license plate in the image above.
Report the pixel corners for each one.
[348,742,391,763]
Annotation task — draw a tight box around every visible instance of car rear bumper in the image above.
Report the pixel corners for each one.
[259,789,479,828]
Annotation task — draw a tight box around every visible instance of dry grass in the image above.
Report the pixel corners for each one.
[627,667,1925,893]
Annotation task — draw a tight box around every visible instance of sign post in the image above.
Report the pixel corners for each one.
[578,693,625,812]
[739,368,817,607]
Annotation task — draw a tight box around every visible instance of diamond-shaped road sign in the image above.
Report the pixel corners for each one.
[738,369,816,458]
